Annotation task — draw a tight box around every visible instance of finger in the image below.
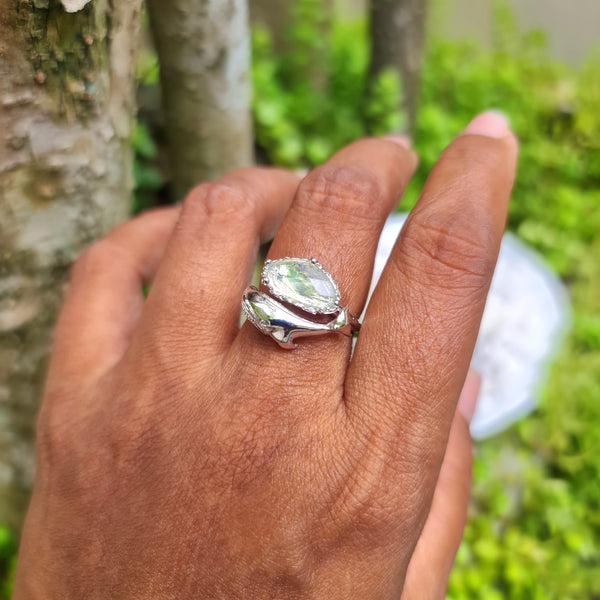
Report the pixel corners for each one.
[233,137,418,379]
[401,371,479,600]
[347,112,517,512]
[134,168,301,364]
[48,206,180,390]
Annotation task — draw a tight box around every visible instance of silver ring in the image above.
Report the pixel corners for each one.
[242,257,361,349]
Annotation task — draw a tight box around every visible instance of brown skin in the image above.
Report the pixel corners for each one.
[14,119,517,599]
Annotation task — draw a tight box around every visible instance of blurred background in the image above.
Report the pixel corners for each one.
[0,0,599,596]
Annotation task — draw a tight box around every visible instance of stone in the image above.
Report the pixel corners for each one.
[262,258,340,314]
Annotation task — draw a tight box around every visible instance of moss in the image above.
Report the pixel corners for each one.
[26,0,109,118]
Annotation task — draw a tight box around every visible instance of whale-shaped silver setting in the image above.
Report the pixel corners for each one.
[242,286,357,349]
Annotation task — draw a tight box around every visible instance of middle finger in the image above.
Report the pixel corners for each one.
[233,137,417,388]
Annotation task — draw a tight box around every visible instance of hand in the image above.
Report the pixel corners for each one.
[14,112,517,599]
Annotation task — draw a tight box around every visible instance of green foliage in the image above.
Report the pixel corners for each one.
[131,120,165,214]
[364,68,405,135]
[132,8,165,215]
[0,526,15,599]
[136,46,160,87]
[252,13,403,167]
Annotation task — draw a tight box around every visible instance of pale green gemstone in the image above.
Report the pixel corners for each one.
[264,259,339,314]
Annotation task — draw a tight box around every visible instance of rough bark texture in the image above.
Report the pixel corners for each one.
[147,0,254,200]
[0,0,141,530]
[369,0,428,133]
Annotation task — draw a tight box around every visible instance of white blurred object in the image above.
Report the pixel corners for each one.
[369,214,570,440]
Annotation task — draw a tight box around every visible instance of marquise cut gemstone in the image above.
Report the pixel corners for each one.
[263,259,339,314]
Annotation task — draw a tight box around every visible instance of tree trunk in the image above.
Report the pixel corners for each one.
[147,0,254,200]
[249,0,294,50]
[0,0,142,530]
[369,0,428,134]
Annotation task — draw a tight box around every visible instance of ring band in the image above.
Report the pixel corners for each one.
[242,257,361,349]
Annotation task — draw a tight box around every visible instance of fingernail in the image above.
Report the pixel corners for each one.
[382,134,412,149]
[458,370,481,424]
[462,110,511,139]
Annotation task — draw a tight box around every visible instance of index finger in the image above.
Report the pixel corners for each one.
[346,112,518,477]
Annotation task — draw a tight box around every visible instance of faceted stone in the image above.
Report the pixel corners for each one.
[263,258,339,314]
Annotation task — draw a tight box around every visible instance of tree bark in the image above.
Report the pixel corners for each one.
[0,0,142,530]
[147,0,254,200]
[369,0,428,134]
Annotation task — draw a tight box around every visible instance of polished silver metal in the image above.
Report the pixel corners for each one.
[242,257,360,349]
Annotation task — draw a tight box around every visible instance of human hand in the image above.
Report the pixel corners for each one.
[14,112,517,599]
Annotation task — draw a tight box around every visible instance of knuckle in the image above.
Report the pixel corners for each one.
[184,181,256,222]
[403,206,496,287]
[298,165,383,221]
